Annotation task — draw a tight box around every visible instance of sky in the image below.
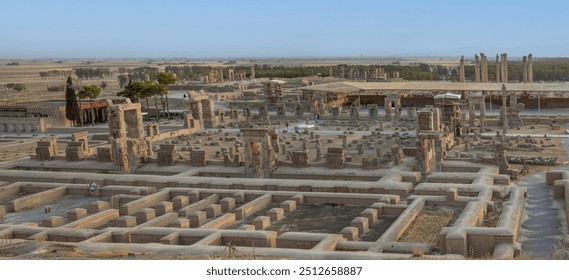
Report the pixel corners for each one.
[1,0,568,59]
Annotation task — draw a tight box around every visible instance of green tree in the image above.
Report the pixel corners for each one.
[118,75,129,88]
[47,85,65,92]
[65,76,80,126]
[157,72,176,118]
[141,81,167,120]
[117,81,155,120]
[117,80,142,103]
[77,85,101,126]
[6,83,26,92]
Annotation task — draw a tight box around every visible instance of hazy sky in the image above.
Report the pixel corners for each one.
[1,0,568,58]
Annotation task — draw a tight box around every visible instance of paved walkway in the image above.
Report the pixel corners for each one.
[518,171,563,258]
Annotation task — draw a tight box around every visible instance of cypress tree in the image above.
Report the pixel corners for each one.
[65,76,80,126]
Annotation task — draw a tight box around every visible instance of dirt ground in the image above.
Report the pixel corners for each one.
[399,206,460,245]
[266,204,367,235]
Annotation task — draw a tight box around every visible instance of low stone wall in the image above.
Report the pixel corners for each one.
[438,187,526,258]
[6,186,67,212]
[378,198,425,243]
[546,170,569,241]
[0,169,418,197]
[63,209,120,229]
[119,190,170,215]
[178,194,220,217]
[234,194,272,220]
[199,213,236,229]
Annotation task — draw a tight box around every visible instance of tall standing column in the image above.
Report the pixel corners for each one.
[474,54,480,82]
[481,53,488,82]
[459,56,465,82]
[501,53,508,83]
[495,54,501,82]
[501,84,508,133]
[528,54,533,83]
[522,56,528,83]
[480,100,486,132]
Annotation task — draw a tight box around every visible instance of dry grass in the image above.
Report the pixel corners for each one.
[399,208,456,245]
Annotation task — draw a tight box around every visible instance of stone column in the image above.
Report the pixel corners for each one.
[251,66,255,79]
[481,53,488,82]
[434,139,443,172]
[509,92,518,107]
[528,54,533,83]
[459,56,465,82]
[501,53,508,83]
[357,143,364,155]
[408,107,416,119]
[495,54,501,83]
[385,105,392,121]
[474,54,480,82]
[501,84,508,132]
[480,100,486,132]
[522,56,528,83]
[469,103,476,126]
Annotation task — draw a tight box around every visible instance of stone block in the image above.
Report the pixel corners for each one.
[154,201,173,216]
[233,191,245,204]
[252,216,271,230]
[340,227,359,241]
[237,224,256,231]
[66,208,87,222]
[172,196,189,210]
[135,208,156,224]
[88,201,110,214]
[447,188,458,202]
[189,211,207,227]
[267,208,284,222]
[369,202,384,216]
[351,217,369,234]
[291,193,304,205]
[169,218,190,228]
[0,205,5,217]
[116,215,137,227]
[188,190,200,203]
[220,197,236,212]
[360,208,378,225]
[204,204,222,218]
[41,216,65,228]
[280,200,297,214]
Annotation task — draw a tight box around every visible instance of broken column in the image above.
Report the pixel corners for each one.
[326,147,345,169]
[36,137,58,161]
[368,104,378,120]
[157,144,176,166]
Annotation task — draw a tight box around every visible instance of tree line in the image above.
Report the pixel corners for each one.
[65,76,103,126]
[73,68,112,80]
[116,72,176,120]
[39,70,72,79]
